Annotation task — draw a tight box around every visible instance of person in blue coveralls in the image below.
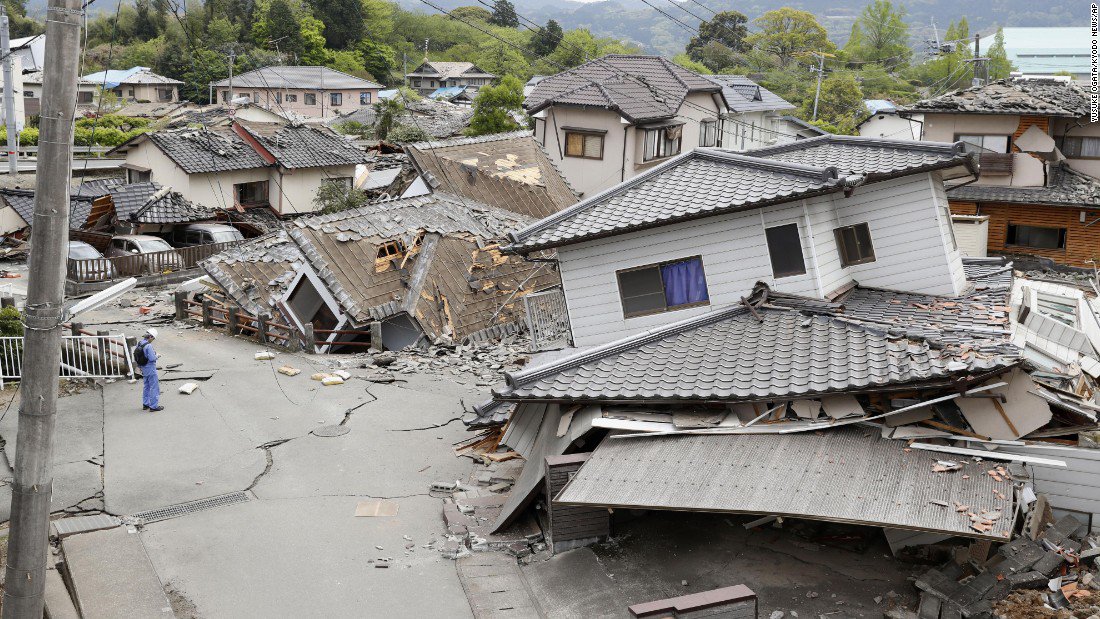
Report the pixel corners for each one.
[136,328,163,411]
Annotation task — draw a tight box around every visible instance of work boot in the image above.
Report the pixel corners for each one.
[142,405,150,411]
[149,405,164,412]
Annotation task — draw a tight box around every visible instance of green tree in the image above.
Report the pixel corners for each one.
[205,17,241,51]
[746,8,834,68]
[372,97,404,140]
[307,0,364,49]
[313,181,370,214]
[531,19,563,57]
[466,75,524,136]
[844,0,911,70]
[689,40,738,72]
[488,0,519,28]
[387,123,430,143]
[987,28,1015,80]
[803,72,865,134]
[181,48,229,102]
[255,0,303,59]
[905,18,973,92]
[449,6,491,22]
[475,29,531,79]
[133,0,165,41]
[686,11,748,65]
[671,53,709,74]
[358,39,397,83]
[298,15,329,65]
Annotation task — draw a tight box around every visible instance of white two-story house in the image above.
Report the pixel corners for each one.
[504,135,977,346]
[525,55,729,198]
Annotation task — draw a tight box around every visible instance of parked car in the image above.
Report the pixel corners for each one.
[66,241,115,282]
[105,235,184,276]
[169,223,244,248]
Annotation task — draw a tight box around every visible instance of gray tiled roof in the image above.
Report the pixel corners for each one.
[555,428,1014,539]
[210,66,382,90]
[73,178,124,198]
[904,78,1088,117]
[110,182,210,223]
[123,69,184,85]
[706,75,794,114]
[202,231,303,318]
[145,128,270,174]
[834,286,1012,348]
[495,302,1007,403]
[409,61,496,80]
[330,97,474,139]
[237,122,369,169]
[506,149,853,253]
[962,257,1014,292]
[745,136,976,179]
[947,164,1100,207]
[0,189,93,230]
[525,55,723,123]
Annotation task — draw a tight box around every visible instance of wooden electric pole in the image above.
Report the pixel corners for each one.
[2,0,82,612]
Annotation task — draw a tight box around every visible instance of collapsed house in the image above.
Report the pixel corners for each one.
[462,136,1100,569]
[201,193,563,351]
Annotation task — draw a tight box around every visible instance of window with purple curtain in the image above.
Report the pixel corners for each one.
[661,258,709,308]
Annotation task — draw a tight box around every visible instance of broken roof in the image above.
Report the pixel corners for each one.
[202,231,304,318]
[0,188,93,230]
[904,78,1088,117]
[554,428,1014,539]
[236,122,369,169]
[746,136,976,180]
[404,131,578,219]
[141,127,270,174]
[525,55,724,123]
[494,294,1009,404]
[330,98,474,139]
[210,66,382,90]
[705,74,794,114]
[110,182,210,224]
[947,164,1100,208]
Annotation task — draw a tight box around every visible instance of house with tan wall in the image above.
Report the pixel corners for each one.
[525,55,730,198]
[109,120,369,216]
[903,78,1100,267]
[81,66,182,103]
[211,67,382,120]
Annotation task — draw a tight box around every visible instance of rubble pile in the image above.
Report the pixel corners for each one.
[327,340,531,386]
[914,514,1099,617]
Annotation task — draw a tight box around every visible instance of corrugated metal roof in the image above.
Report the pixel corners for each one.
[555,428,1015,539]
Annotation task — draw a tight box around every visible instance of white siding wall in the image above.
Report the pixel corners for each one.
[558,172,965,346]
[997,443,1100,532]
[833,174,966,296]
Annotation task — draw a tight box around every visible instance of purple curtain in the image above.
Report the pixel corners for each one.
[662,258,709,307]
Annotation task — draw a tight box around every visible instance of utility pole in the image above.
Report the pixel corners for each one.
[3,0,82,613]
[226,46,237,106]
[810,52,826,121]
[1,5,18,174]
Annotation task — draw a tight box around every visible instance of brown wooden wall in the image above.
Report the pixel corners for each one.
[949,200,1100,267]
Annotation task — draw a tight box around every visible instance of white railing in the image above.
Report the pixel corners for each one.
[0,334,135,386]
[523,287,571,352]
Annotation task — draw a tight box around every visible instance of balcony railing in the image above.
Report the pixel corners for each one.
[66,240,242,283]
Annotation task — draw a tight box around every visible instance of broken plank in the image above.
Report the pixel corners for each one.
[907,443,1067,467]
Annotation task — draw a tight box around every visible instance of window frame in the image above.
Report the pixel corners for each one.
[642,124,684,162]
[616,255,710,319]
[1006,223,1067,251]
[699,119,719,148]
[764,223,808,278]
[833,222,877,267]
[285,93,297,103]
[76,91,93,104]
[1063,136,1100,159]
[304,93,317,105]
[563,130,605,160]
[330,92,343,106]
[954,133,1011,154]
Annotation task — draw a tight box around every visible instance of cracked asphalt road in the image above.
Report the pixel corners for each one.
[0,304,487,617]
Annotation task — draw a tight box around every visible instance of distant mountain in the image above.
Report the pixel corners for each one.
[393,0,1082,57]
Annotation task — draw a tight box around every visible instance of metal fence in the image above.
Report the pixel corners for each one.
[523,287,571,352]
[0,333,135,386]
[66,240,243,283]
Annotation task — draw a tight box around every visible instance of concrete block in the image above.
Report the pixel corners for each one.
[1006,570,1047,590]
[1033,550,1066,576]
[61,527,172,618]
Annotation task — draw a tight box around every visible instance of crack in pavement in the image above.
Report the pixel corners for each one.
[246,438,293,491]
[391,417,462,432]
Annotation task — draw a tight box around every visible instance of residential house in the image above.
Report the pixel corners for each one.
[81,66,183,103]
[1000,27,1091,82]
[705,74,795,151]
[903,78,1100,266]
[109,120,370,215]
[774,115,831,140]
[857,99,922,141]
[405,61,496,98]
[203,192,562,351]
[210,66,383,120]
[9,35,45,73]
[0,188,95,235]
[404,131,579,219]
[506,135,975,347]
[426,85,475,105]
[327,96,473,139]
[525,55,729,198]
[23,70,100,117]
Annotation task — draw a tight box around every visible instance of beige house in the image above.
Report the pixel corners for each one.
[109,120,369,216]
[211,67,383,120]
[903,77,1100,267]
[405,61,496,98]
[81,66,182,103]
[525,55,729,198]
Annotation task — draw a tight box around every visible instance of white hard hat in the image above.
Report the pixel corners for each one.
[146,328,159,339]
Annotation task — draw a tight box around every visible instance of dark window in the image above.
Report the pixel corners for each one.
[1006,224,1066,250]
[77,91,93,104]
[157,88,173,101]
[564,131,604,159]
[330,92,342,106]
[642,124,683,161]
[834,222,876,267]
[285,94,297,103]
[1063,136,1100,159]
[617,256,709,318]
[305,93,316,105]
[274,92,281,104]
[221,90,229,103]
[235,181,269,206]
[765,223,806,278]
[360,91,371,105]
